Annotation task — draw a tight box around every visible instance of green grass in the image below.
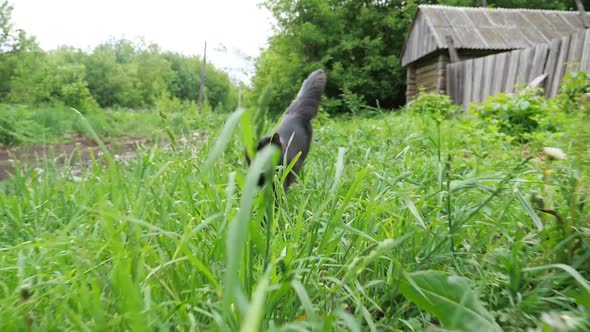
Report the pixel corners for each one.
[0,105,589,331]
[0,103,227,144]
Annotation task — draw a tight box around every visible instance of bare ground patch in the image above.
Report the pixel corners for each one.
[0,132,206,181]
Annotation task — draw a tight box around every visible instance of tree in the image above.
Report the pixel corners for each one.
[0,1,40,99]
[252,0,414,114]
[163,51,238,112]
[0,0,16,52]
[0,1,238,111]
[45,47,97,110]
[84,42,139,108]
[135,43,175,107]
[163,52,201,102]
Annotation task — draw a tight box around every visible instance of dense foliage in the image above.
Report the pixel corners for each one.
[473,88,556,142]
[559,71,590,112]
[0,2,237,113]
[407,88,461,122]
[472,71,590,142]
[252,0,585,115]
[1,75,589,330]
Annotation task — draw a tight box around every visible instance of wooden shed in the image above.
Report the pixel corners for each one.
[401,5,590,102]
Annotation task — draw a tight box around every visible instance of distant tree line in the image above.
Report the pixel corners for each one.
[0,1,238,112]
[252,0,587,115]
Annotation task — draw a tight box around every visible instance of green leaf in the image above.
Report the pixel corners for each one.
[514,187,543,231]
[403,197,426,230]
[399,271,502,332]
[523,264,590,294]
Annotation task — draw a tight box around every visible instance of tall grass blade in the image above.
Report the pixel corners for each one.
[223,143,278,317]
[514,186,544,231]
[71,107,113,162]
[403,197,426,230]
[291,280,318,321]
[523,264,590,293]
[331,147,346,193]
[203,108,245,173]
[240,264,273,332]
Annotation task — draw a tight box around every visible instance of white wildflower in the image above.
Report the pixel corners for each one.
[32,168,44,176]
[542,147,567,160]
[541,312,581,331]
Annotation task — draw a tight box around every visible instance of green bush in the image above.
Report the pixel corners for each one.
[0,105,45,144]
[154,94,198,114]
[341,86,367,114]
[472,88,557,142]
[579,92,590,114]
[561,71,590,99]
[407,89,460,122]
[557,71,590,112]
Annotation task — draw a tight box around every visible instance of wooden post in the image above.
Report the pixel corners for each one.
[198,41,207,114]
[445,35,460,63]
[575,0,590,28]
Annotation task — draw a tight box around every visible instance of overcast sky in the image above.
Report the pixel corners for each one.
[10,0,274,84]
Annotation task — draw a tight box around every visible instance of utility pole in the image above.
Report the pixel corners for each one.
[198,41,207,114]
[237,82,242,108]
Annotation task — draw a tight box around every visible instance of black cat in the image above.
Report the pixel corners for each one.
[246,69,327,191]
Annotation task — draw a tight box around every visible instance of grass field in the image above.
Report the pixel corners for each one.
[0,103,589,331]
[0,103,227,145]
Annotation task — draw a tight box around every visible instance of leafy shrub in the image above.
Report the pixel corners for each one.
[0,105,44,144]
[561,71,590,99]
[155,94,198,114]
[579,92,590,114]
[557,71,590,112]
[472,88,557,142]
[0,109,23,144]
[48,63,98,112]
[341,86,367,114]
[407,89,461,122]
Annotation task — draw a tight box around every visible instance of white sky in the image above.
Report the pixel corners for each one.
[10,0,274,84]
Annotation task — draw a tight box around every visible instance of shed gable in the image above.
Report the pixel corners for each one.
[400,11,441,67]
[401,5,590,66]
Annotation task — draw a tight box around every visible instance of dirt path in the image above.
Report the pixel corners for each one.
[0,134,176,181]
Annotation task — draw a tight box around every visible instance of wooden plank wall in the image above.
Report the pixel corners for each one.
[406,67,417,102]
[406,54,449,101]
[415,58,441,93]
[447,29,590,109]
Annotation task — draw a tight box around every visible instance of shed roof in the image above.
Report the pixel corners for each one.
[401,5,590,66]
